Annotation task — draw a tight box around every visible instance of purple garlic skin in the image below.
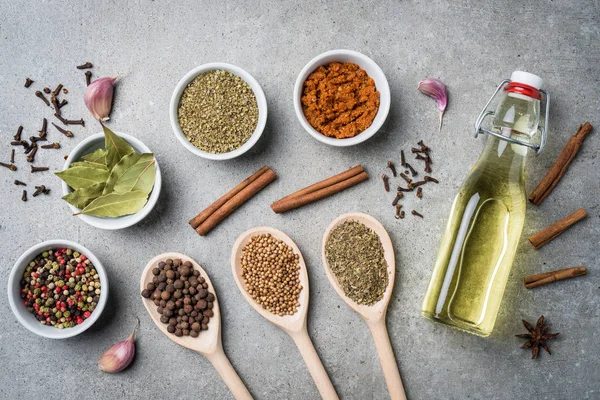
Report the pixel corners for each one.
[98,321,137,373]
[418,78,448,131]
[84,77,116,121]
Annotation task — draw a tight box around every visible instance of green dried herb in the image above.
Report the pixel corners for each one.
[74,190,148,217]
[56,126,156,217]
[177,69,259,154]
[325,220,389,306]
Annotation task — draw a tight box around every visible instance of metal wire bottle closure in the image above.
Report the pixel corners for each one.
[474,79,549,156]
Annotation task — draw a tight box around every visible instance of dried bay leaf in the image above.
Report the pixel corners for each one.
[103,125,135,169]
[82,148,108,164]
[75,190,149,217]
[55,167,109,190]
[113,153,156,195]
[70,161,109,171]
[103,152,141,195]
[62,182,106,209]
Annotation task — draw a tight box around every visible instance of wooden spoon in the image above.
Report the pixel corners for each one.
[322,213,406,400]
[231,227,339,400]
[140,252,252,400]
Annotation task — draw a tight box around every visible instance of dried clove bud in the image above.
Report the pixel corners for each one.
[38,118,48,138]
[21,190,27,201]
[411,210,424,218]
[62,88,68,95]
[416,187,423,199]
[84,76,116,121]
[24,78,34,88]
[43,87,51,94]
[10,149,15,164]
[408,180,427,190]
[58,99,68,108]
[41,142,61,149]
[397,185,412,192]
[392,192,403,206]
[395,204,402,219]
[35,91,50,106]
[417,140,430,152]
[381,174,390,192]
[54,113,68,125]
[400,150,406,167]
[26,146,38,163]
[405,162,417,177]
[424,176,439,184]
[411,147,426,154]
[51,95,61,116]
[85,71,92,86]
[52,84,63,97]
[52,122,73,137]
[0,161,17,171]
[33,185,50,196]
[30,165,48,173]
[14,180,26,186]
[399,172,412,184]
[77,62,94,69]
[65,118,85,126]
[399,210,405,219]
[30,136,47,143]
[387,161,397,177]
[14,125,23,141]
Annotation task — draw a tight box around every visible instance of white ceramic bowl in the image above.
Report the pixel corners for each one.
[61,132,162,230]
[7,240,109,339]
[293,49,391,147]
[170,63,268,160]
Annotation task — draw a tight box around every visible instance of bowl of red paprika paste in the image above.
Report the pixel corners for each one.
[294,49,390,146]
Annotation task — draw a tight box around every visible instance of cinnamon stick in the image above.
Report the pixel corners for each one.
[271,165,368,213]
[528,208,588,250]
[193,167,277,236]
[529,122,593,205]
[524,266,586,289]
[189,166,269,229]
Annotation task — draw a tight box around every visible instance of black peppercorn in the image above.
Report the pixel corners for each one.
[160,315,169,324]
[175,329,182,337]
[152,267,160,276]
[167,325,175,333]
[174,280,184,289]
[198,289,208,299]
[158,261,166,268]
[141,289,151,298]
[146,282,156,291]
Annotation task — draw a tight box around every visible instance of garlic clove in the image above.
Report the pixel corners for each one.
[84,76,117,121]
[418,78,448,131]
[98,318,138,373]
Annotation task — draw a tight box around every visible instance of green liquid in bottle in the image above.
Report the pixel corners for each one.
[422,80,542,337]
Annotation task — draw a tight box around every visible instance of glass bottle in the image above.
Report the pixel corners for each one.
[421,71,548,337]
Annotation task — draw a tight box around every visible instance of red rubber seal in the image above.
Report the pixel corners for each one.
[505,81,542,100]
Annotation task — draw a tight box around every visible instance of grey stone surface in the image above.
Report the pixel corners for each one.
[0,1,598,399]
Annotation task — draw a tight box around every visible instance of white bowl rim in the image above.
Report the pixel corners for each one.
[293,49,391,147]
[7,239,109,339]
[169,62,268,160]
[61,132,162,230]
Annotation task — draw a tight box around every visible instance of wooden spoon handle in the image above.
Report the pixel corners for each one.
[368,319,406,400]
[290,329,340,400]
[206,348,253,400]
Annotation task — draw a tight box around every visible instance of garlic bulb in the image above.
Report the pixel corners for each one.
[84,76,117,121]
[98,318,138,373]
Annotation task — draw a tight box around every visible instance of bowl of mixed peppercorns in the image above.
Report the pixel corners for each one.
[8,240,109,339]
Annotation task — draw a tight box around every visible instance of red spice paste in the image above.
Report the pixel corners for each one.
[301,62,380,139]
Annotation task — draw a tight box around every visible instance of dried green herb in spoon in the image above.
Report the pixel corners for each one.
[325,220,389,305]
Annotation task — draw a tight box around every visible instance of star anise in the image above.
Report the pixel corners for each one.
[516,315,559,359]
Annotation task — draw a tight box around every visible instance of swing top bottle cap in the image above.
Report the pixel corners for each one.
[510,71,543,89]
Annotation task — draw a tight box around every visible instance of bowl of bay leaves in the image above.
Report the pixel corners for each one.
[57,126,161,230]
